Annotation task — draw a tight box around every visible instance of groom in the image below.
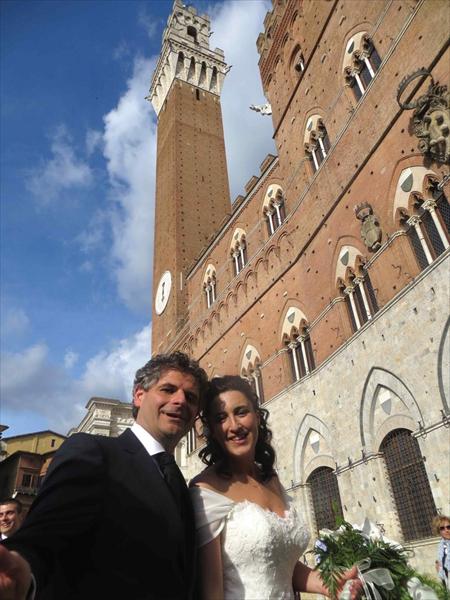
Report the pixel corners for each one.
[0,351,208,600]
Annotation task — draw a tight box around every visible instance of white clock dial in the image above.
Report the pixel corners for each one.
[155,271,172,315]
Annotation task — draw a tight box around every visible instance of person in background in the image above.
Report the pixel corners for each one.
[0,499,23,540]
[433,514,450,591]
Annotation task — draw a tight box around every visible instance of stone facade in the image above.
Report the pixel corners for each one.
[68,397,133,437]
[150,0,450,575]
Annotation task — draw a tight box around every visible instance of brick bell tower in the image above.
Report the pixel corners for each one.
[149,0,231,354]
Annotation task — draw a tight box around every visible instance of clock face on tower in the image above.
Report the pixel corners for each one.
[155,271,172,315]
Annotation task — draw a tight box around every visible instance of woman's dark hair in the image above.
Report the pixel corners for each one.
[198,375,276,481]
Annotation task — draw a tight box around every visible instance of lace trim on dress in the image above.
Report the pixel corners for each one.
[189,486,294,548]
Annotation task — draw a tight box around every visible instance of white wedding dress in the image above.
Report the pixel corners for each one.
[190,486,310,600]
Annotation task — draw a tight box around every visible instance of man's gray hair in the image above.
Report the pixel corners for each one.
[132,351,208,418]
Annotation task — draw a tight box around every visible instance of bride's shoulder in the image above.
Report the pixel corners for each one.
[189,465,222,491]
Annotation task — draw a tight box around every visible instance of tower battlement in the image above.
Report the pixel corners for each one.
[149,0,228,116]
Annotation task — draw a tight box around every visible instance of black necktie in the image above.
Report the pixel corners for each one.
[154,452,196,595]
[154,451,189,515]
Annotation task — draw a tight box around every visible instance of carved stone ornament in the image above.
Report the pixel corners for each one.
[354,202,382,251]
[397,69,450,164]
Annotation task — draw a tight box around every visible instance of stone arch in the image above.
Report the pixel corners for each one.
[203,263,216,285]
[240,343,261,376]
[360,367,424,451]
[342,31,369,73]
[234,280,247,299]
[280,305,309,343]
[392,165,438,223]
[229,227,246,253]
[262,183,284,213]
[334,244,365,286]
[293,413,335,484]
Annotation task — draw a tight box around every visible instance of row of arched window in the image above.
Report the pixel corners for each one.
[275,31,382,174]
[308,428,436,542]
[201,168,449,319]
[203,184,287,306]
[289,31,381,102]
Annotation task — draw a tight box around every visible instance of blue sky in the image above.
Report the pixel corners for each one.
[1,0,275,437]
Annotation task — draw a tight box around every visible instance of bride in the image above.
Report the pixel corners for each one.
[190,376,362,600]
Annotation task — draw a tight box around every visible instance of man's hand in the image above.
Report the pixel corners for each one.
[0,545,32,600]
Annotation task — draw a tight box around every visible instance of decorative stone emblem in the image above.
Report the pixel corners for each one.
[397,69,450,164]
[354,202,382,252]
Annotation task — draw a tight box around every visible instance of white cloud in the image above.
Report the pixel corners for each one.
[86,129,103,156]
[1,307,30,337]
[64,350,79,370]
[101,56,157,313]
[138,6,161,40]
[78,322,151,401]
[77,209,108,253]
[113,40,132,62]
[0,324,152,435]
[27,124,93,202]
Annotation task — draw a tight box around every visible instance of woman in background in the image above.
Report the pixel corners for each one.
[433,514,450,590]
[190,375,362,600]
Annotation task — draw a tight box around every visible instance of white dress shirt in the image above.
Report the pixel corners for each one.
[130,422,166,457]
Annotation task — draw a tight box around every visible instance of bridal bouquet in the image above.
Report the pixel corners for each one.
[313,518,446,600]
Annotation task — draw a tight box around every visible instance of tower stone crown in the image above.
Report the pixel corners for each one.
[149,0,229,116]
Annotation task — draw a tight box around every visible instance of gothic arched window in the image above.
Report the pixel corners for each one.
[343,271,378,332]
[336,247,378,333]
[344,33,381,102]
[304,115,331,173]
[307,466,344,532]
[262,185,286,236]
[203,264,217,309]
[241,345,264,405]
[287,333,315,382]
[290,44,305,76]
[400,188,449,272]
[230,228,247,276]
[282,308,316,382]
[380,429,436,541]
[394,168,449,270]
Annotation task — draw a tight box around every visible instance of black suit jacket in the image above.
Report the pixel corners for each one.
[3,430,197,600]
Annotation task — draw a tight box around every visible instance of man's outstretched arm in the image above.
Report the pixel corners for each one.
[0,545,32,600]
[2,433,105,592]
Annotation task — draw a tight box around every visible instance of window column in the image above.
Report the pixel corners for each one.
[289,341,301,381]
[239,244,246,269]
[354,277,372,321]
[267,210,275,235]
[407,215,433,265]
[344,285,362,330]
[205,285,212,308]
[299,336,310,376]
[274,201,283,228]
[354,71,365,96]
[233,251,240,275]
[318,136,327,160]
[311,148,320,171]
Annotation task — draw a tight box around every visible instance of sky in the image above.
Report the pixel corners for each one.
[0,0,275,437]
